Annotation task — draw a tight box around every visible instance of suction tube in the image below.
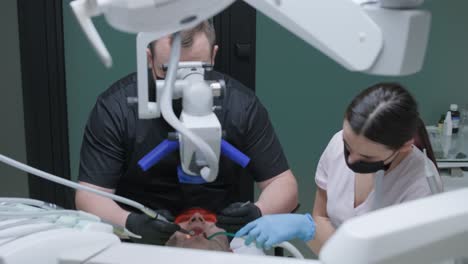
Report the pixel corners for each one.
[0,154,156,218]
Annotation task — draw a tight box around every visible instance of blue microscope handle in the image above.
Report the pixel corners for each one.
[138,139,179,171]
[221,139,250,168]
[138,139,250,176]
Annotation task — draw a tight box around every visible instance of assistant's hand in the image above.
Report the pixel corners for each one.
[125,209,180,245]
[236,213,315,249]
[216,202,262,233]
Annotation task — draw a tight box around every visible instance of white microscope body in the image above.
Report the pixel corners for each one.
[158,62,223,180]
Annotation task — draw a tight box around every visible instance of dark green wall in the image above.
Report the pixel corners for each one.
[63,1,136,179]
[0,0,29,197]
[255,1,468,217]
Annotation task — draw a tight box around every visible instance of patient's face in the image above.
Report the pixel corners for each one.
[166,211,230,251]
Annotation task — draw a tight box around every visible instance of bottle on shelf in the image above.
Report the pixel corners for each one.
[444,111,453,136]
[450,104,460,134]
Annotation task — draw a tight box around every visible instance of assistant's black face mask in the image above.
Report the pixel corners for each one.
[344,146,396,173]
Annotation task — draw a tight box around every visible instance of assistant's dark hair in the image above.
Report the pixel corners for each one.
[345,82,437,166]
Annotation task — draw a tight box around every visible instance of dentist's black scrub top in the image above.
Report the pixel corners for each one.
[78,71,289,215]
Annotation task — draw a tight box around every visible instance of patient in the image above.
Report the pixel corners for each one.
[165,208,231,252]
[166,208,265,255]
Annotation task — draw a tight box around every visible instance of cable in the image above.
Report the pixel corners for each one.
[0,205,26,212]
[0,209,99,221]
[0,198,60,210]
[0,154,157,218]
[0,203,139,239]
[206,231,236,240]
[276,241,305,259]
[0,218,57,231]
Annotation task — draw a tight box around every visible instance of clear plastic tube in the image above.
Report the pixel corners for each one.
[159,32,219,182]
[0,198,60,210]
[0,218,57,231]
[0,205,24,212]
[0,205,138,239]
[0,209,99,221]
[206,231,235,240]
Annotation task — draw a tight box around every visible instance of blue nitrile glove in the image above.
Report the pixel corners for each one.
[235,213,315,250]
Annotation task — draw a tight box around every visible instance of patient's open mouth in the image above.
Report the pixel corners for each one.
[190,227,204,236]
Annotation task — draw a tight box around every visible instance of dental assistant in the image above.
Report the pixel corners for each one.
[237,83,440,253]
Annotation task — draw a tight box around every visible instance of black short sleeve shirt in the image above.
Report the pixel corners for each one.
[79,71,289,214]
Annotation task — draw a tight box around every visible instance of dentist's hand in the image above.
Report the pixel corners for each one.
[217,202,262,233]
[236,213,315,250]
[125,209,180,245]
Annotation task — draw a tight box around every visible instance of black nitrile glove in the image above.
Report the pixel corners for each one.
[125,210,180,245]
[216,202,262,233]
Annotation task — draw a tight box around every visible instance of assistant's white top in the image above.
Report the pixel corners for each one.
[315,131,439,228]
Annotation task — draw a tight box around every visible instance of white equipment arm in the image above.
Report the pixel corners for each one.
[70,0,430,76]
[244,0,430,76]
[320,188,468,264]
[243,0,383,73]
